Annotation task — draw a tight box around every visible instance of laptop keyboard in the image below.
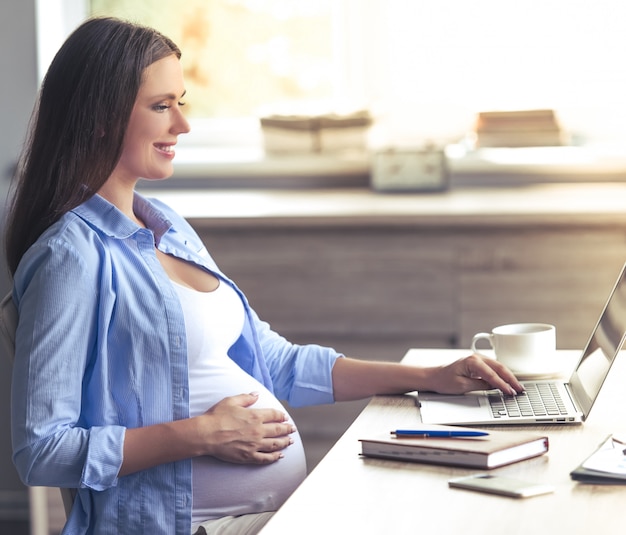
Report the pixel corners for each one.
[488,383,569,418]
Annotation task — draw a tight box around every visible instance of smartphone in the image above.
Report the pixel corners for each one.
[448,474,555,498]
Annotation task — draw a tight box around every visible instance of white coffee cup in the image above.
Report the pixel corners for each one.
[470,323,556,373]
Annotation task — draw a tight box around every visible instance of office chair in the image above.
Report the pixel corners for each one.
[0,292,76,528]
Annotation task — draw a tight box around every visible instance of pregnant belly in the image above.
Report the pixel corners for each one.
[190,373,307,522]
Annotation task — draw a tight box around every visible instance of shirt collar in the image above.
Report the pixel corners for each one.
[72,192,173,245]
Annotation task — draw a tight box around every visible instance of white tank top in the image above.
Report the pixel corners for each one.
[172,280,307,524]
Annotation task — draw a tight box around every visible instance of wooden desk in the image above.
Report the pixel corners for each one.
[261,349,626,534]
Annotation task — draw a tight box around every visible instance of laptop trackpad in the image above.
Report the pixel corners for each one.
[418,393,488,424]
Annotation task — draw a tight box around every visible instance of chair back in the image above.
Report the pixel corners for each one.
[0,292,17,360]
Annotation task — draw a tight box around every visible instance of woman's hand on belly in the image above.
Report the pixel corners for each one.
[193,392,297,464]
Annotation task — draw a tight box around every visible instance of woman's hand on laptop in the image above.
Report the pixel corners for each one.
[330,355,524,401]
[427,355,524,396]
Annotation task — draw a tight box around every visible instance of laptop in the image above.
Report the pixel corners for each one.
[418,261,626,426]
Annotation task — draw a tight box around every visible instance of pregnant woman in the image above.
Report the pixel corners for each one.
[5,17,522,535]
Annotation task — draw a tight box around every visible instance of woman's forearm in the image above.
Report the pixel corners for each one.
[331,357,431,401]
[120,418,203,476]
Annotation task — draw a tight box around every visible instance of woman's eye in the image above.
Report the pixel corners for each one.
[153,102,185,112]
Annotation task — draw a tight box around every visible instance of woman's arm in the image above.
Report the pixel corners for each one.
[331,354,524,402]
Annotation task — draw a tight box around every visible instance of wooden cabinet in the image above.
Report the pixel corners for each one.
[194,221,626,355]
[457,227,626,349]
[197,225,457,352]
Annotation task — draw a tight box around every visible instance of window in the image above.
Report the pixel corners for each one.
[37,1,626,181]
[38,0,373,147]
[376,0,626,148]
[90,0,337,119]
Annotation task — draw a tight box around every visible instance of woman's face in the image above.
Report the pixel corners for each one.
[111,54,190,185]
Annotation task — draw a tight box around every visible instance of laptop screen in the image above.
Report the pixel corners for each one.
[570,262,626,419]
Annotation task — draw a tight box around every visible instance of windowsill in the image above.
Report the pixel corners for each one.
[155,147,370,189]
[448,144,626,187]
[138,144,626,191]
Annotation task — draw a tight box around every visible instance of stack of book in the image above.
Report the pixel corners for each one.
[473,109,566,148]
[260,109,372,154]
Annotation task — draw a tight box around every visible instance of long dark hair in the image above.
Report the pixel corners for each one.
[4,17,181,275]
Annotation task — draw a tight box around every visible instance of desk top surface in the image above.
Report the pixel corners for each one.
[260,349,626,535]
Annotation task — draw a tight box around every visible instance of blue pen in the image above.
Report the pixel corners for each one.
[391,429,489,438]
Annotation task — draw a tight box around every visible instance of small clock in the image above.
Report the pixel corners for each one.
[370,147,448,192]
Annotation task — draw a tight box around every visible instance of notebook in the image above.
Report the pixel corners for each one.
[418,261,626,426]
[359,425,549,469]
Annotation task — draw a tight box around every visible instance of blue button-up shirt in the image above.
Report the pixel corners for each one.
[11,193,341,535]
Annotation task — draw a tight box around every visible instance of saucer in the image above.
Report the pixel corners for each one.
[512,365,571,381]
